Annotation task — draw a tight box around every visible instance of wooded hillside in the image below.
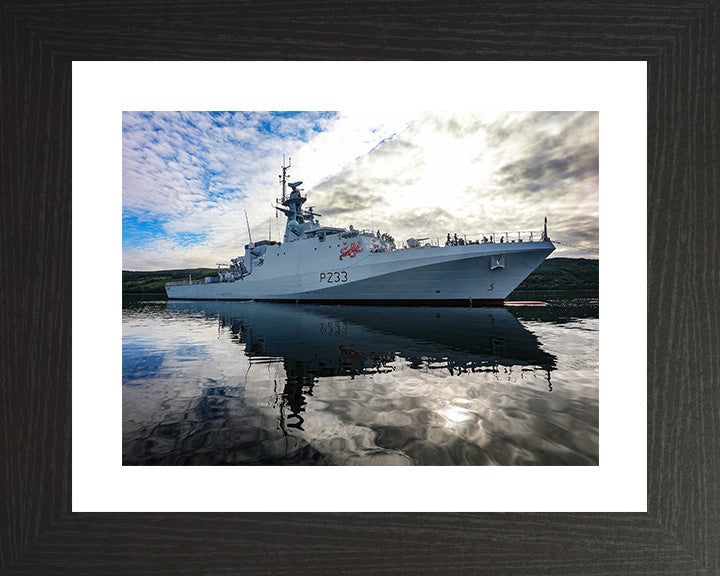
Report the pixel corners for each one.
[515,257,598,291]
[122,268,216,294]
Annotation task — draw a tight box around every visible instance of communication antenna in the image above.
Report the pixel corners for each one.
[244,209,253,245]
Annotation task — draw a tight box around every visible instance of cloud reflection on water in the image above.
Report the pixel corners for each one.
[122,299,598,465]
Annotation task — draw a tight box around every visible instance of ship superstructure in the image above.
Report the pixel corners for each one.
[166,159,555,305]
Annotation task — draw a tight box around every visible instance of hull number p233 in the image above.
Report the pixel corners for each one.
[320,271,348,284]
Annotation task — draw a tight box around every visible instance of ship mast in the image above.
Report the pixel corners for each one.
[279,155,291,202]
[273,157,323,244]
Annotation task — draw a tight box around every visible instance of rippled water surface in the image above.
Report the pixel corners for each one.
[123,293,599,465]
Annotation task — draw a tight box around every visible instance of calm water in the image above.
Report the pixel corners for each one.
[122,293,598,466]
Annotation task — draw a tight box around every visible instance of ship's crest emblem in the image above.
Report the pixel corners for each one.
[339,241,363,260]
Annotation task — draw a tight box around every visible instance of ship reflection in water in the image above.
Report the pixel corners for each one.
[122,297,599,465]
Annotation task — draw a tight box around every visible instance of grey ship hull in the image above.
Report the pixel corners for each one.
[166,239,554,305]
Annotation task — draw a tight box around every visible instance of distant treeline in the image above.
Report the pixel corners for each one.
[122,257,598,295]
[515,257,598,291]
[122,268,216,294]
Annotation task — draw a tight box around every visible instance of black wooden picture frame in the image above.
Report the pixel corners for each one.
[2,2,718,574]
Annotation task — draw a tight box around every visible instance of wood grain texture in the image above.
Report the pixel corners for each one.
[1,1,718,574]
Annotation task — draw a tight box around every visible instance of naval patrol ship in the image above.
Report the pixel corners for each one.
[166,159,555,305]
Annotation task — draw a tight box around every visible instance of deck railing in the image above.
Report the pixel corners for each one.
[466,229,548,244]
[402,230,548,249]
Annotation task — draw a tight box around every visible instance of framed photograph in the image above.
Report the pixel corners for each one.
[2,2,717,574]
[83,63,634,514]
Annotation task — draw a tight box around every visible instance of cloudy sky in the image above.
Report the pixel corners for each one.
[122,111,598,270]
